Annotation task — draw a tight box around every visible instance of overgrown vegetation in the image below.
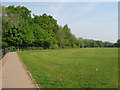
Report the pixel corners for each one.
[2,5,119,51]
[18,48,118,88]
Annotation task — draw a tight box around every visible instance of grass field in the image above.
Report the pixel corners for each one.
[18,48,118,88]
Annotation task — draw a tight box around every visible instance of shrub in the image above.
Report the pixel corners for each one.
[20,47,44,51]
[50,44,58,49]
[8,46,16,52]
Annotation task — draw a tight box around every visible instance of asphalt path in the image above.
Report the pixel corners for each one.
[2,52,38,88]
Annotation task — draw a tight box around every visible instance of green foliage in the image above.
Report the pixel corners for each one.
[19,20,35,47]
[55,26,66,47]
[6,5,31,20]
[104,41,114,47]
[8,46,16,51]
[114,39,120,47]
[49,44,58,49]
[33,13,59,33]
[20,47,44,51]
[2,5,116,51]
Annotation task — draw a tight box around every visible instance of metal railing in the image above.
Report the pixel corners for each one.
[0,49,2,59]
[0,48,9,59]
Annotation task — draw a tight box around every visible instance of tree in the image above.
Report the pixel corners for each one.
[114,39,120,47]
[6,5,31,19]
[19,20,34,47]
[34,13,59,33]
[55,26,66,47]
[31,23,58,48]
[2,5,115,51]
[2,20,23,49]
[104,41,114,47]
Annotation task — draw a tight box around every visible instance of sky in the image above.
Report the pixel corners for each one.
[2,2,118,43]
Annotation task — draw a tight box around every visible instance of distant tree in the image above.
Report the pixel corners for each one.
[2,5,115,51]
[96,41,104,47]
[104,41,114,47]
[114,39,120,47]
[55,26,66,47]
[79,40,85,48]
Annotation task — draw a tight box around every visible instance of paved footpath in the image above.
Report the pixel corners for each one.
[2,52,38,88]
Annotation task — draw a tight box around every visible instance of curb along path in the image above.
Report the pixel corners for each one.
[2,52,38,88]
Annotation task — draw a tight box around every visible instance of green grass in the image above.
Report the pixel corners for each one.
[18,48,118,88]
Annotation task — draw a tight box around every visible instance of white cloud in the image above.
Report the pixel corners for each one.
[50,3,63,11]
[50,2,99,26]
[47,3,66,25]
[75,2,98,17]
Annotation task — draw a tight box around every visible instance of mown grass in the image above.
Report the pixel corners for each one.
[18,48,118,88]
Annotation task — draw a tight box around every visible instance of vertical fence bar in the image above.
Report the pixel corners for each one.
[0,1,2,89]
[118,1,120,89]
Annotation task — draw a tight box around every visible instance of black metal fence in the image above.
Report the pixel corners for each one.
[0,48,9,59]
[0,49,2,59]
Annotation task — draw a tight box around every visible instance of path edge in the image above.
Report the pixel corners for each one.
[16,52,40,89]
[0,53,10,66]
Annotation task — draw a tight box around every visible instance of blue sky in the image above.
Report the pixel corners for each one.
[2,2,118,43]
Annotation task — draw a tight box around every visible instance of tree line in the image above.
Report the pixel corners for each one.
[1,5,120,51]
